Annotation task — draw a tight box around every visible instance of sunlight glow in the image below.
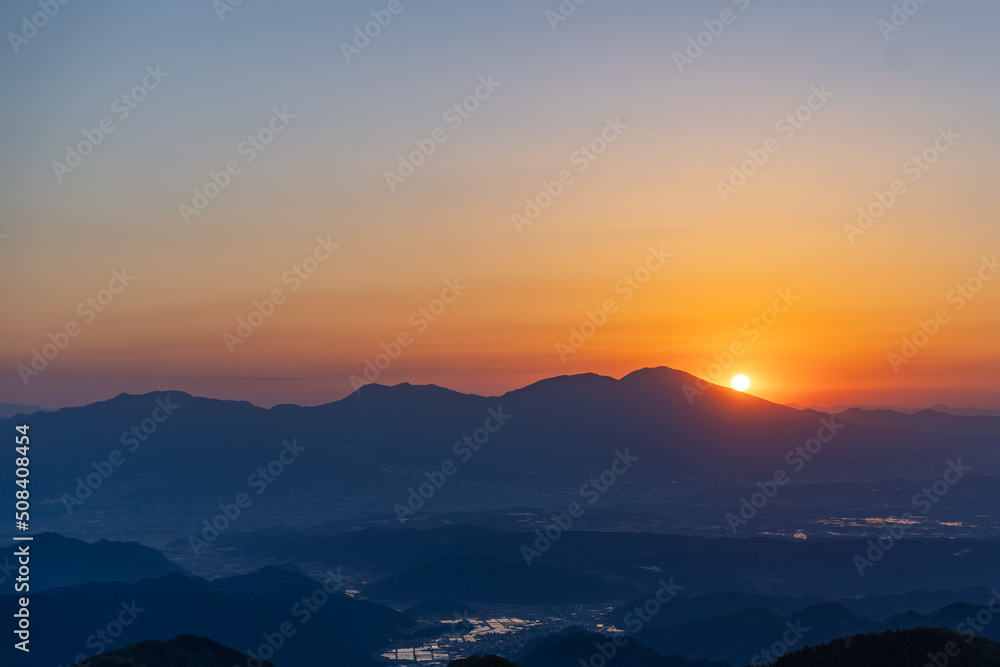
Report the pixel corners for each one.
[731,375,751,392]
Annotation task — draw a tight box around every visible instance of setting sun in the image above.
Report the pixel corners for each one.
[732,375,751,392]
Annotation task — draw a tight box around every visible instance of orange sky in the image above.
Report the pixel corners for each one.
[1,1,998,409]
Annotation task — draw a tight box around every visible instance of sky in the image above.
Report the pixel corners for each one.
[1,0,998,410]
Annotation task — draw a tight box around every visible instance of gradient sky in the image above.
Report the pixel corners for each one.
[1,0,998,409]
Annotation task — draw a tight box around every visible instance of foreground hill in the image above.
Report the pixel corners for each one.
[71,634,274,667]
[767,627,1000,666]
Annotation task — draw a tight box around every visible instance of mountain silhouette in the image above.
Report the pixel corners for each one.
[201,524,1000,599]
[0,564,413,667]
[70,634,275,667]
[9,367,999,538]
[765,627,1000,667]
[636,603,875,665]
[517,630,729,667]
[0,532,189,590]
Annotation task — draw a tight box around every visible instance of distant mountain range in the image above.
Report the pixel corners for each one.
[4,367,999,540]
[0,401,50,419]
[790,403,1000,418]
[609,588,996,629]
[0,532,188,591]
[0,368,995,667]
[837,407,1000,436]
[518,628,729,667]
[2,530,999,667]
[634,603,881,665]
[172,518,1000,599]
[0,535,414,667]
[60,627,1000,667]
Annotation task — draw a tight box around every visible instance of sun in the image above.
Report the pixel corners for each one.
[731,375,751,392]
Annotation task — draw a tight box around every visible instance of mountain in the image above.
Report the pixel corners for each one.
[208,563,317,598]
[767,627,1000,667]
[839,588,995,621]
[928,405,1000,418]
[0,533,190,591]
[451,656,524,667]
[9,367,999,541]
[838,407,1000,436]
[71,634,275,667]
[634,603,877,665]
[636,596,1000,665]
[881,602,1000,642]
[793,403,1000,418]
[608,591,828,630]
[609,586,994,629]
[0,401,49,419]
[629,598,1000,665]
[0,563,414,667]
[517,630,729,667]
[200,524,1000,599]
